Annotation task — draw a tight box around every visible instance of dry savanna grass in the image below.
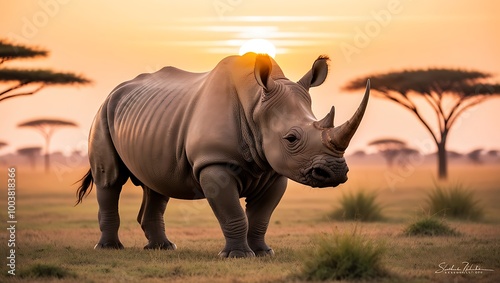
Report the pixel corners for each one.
[0,163,499,282]
[328,190,384,222]
[426,184,484,220]
[404,216,459,237]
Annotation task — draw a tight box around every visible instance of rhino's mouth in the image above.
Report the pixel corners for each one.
[299,157,349,188]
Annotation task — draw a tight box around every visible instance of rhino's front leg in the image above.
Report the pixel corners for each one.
[246,177,287,256]
[199,165,255,258]
[137,186,176,250]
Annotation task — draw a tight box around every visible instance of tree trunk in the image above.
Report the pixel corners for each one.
[45,153,49,172]
[30,156,36,169]
[44,136,50,173]
[437,141,447,180]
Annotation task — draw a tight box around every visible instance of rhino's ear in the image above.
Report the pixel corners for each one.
[254,54,276,91]
[298,55,329,89]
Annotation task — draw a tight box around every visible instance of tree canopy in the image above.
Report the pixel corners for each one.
[18,118,78,129]
[344,69,500,136]
[345,68,495,96]
[0,39,91,102]
[0,40,47,63]
[368,138,406,147]
[17,146,43,155]
[0,69,89,85]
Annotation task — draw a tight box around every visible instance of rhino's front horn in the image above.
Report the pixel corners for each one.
[323,80,370,151]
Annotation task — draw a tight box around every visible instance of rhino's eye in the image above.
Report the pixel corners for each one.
[283,128,305,151]
[284,134,298,143]
[283,127,303,147]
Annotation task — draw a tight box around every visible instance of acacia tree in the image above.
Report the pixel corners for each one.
[368,138,419,168]
[18,119,78,172]
[487,150,498,158]
[345,69,500,179]
[467,149,483,164]
[0,141,7,165]
[368,138,406,167]
[0,39,90,102]
[17,146,42,169]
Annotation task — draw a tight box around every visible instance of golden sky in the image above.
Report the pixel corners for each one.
[1,0,499,156]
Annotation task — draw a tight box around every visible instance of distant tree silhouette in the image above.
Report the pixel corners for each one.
[467,149,483,164]
[351,150,367,157]
[18,119,78,172]
[17,146,42,169]
[368,138,407,167]
[446,150,463,159]
[345,68,500,179]
[0,141,8,164]
[0,39,90,102]
[395,147,420,168]
[487,150,498,158]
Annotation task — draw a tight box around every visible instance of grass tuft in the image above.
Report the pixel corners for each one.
[20,263,76,279]
[404,216,459,236]
[427,184,484,220]
[329,190,384,221]
[300,230,388,281]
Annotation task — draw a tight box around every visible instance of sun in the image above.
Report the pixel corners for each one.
[239,39,277,58]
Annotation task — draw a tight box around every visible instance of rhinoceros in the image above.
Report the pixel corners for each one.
[76,52,369,257]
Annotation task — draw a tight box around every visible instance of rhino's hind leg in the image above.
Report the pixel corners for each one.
[246,177,287,257]
[95,183,125,249]
[90,102,129,249]
[137,186,176,250]
[92,152,128,249]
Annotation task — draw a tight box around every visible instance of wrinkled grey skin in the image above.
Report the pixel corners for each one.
[76,53,369,258]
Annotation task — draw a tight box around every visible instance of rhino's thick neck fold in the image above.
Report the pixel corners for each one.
[232,71,287,175]
[236,91,271,175]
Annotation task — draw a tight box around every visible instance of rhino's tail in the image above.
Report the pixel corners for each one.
[75,169,94,205]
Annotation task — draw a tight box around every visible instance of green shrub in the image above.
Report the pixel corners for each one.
[329,191,384,221]
[404,216,459,236]
[301,230,387,281]
[427,184,483,220]
[20,264,75,279]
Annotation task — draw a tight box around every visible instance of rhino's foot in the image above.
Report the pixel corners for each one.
[144,241,177,250]
[248,240,274,257]
[94,242,124,249]
[253,248,275,257]
[218,249,256,258]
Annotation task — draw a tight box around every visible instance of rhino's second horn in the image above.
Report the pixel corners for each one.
[316,106,336,129]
